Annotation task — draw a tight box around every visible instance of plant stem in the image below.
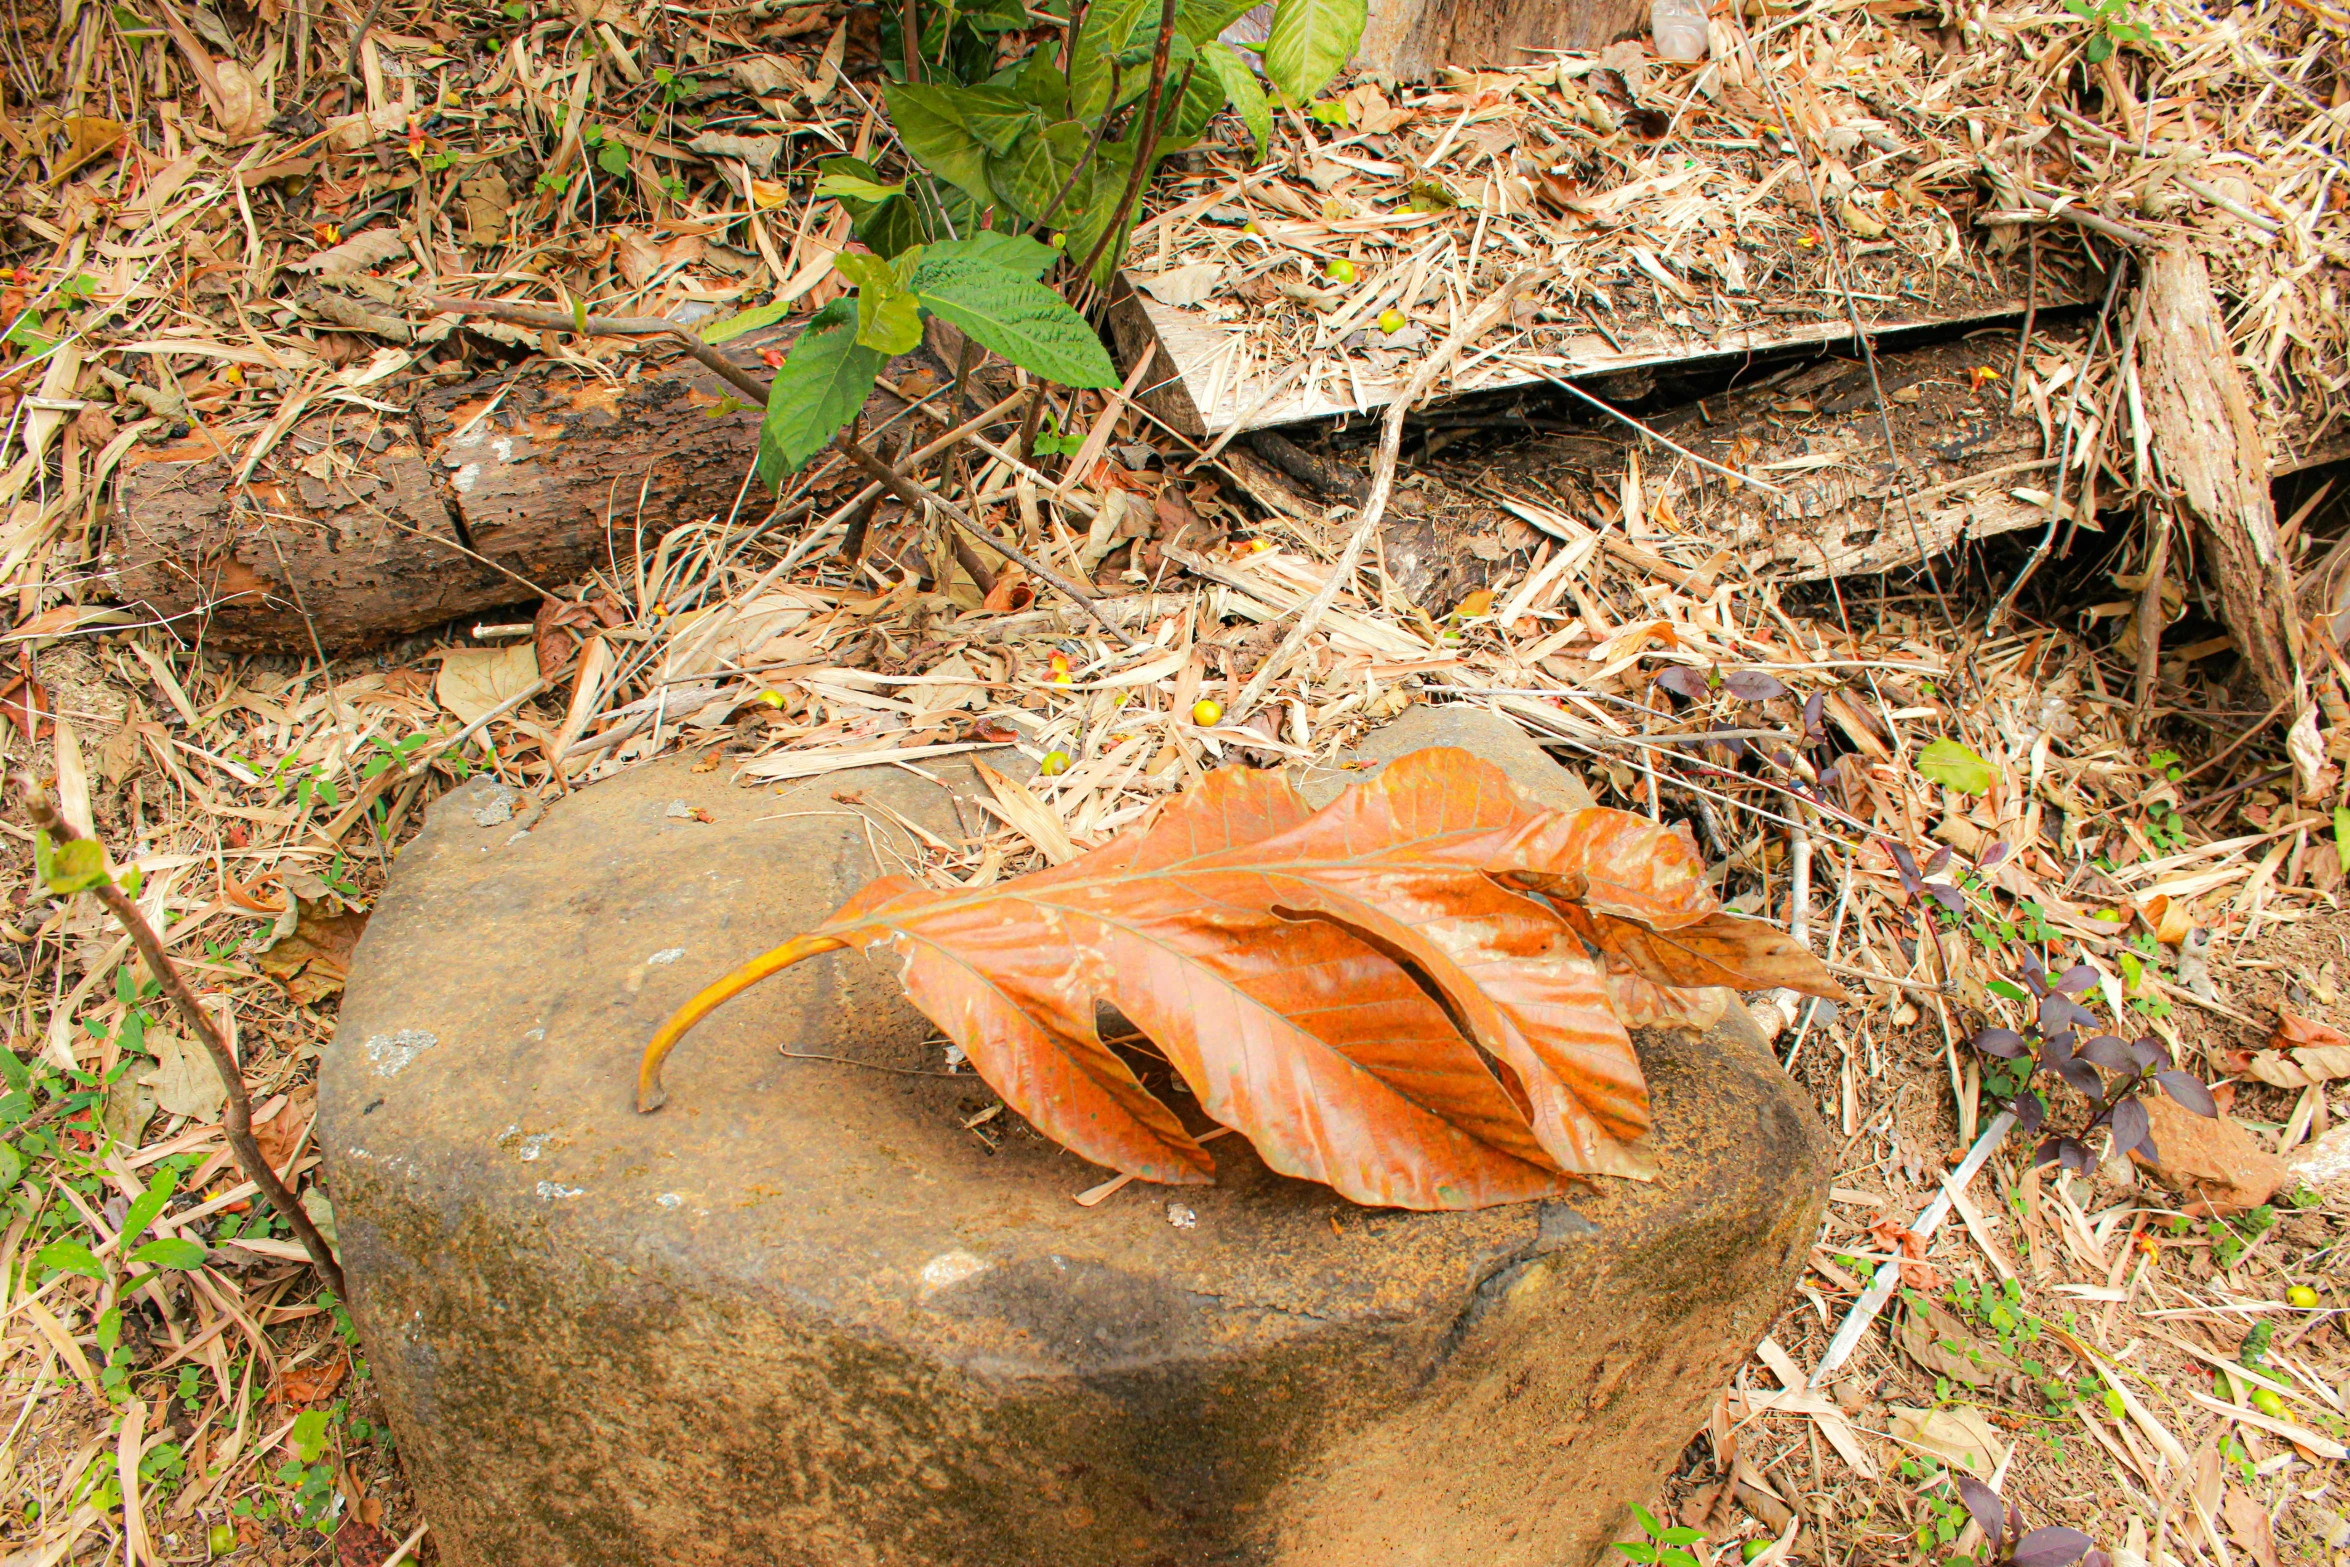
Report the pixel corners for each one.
[18,783,348,1299]
[830,430,1137,648]
[1074,0,1181,284]
[420,295,773,406]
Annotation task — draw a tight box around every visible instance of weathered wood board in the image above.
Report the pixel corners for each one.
[1108,277,2066,443]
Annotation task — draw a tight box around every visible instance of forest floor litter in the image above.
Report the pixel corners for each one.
[0,0,2346,1562]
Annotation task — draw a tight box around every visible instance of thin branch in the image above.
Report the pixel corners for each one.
[17,782,347,1299]
[420,294,774,406]
[1075,0,1182,284]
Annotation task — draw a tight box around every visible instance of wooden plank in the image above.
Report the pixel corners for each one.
[1356,0,1650,81]
[1110,278,2061,442]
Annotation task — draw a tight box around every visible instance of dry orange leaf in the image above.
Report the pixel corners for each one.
[638,748,1844,1210]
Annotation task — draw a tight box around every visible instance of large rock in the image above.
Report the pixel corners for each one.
[323,729,1827,1567]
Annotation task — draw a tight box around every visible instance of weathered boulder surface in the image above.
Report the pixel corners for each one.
[323,720,1827,1567]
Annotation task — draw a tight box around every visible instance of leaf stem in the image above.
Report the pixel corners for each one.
[16,781,346,1299]
[1074,0,1182,284]
[637,932,849,1112]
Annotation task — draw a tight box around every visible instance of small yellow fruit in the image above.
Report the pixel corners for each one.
[1040,750,1071,776]
[2249,1387,2286,1417]
[758,689,786,708]
[1378,308,1405,333]
[2287,1284,2320,1308]
[1191,698,1223,726]
[1243,219,1262,235]
[1325,258,1357,283]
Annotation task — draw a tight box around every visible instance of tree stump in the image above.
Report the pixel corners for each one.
[323,718,1828,1567]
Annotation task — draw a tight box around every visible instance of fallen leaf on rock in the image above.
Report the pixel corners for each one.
[138,1032,227,1121]
[2129,1091,2289,1215]
[642,748,1842,1207]
[436,643,540,725]
[1889,1405,2007,1478]
[1136,263,1224,307]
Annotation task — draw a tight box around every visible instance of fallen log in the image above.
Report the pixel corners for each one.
[109,327,947,653]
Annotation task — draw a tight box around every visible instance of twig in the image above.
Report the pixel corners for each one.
[377,1520,430,1567]
[829,432,1138,648]
[1810,1109,2015,1387]
[2132,502,2172,734]
[1986,173,2161,250]
[16,781,347,1298]
[420,295,773,406]
[1227,267,1554,724]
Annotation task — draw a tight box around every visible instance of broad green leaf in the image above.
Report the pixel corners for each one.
[0,1141,23,1191]
[38,1238,104,1281]
[885,82,998,208]
[120,1168,175,1246]
[699,300,793,344]
[923,231,1058,281]
[2335,804,2350,872]
[1003,53,1072,119]
[35,833,109,895]
[911,254,1119,388]
[961,0,1032,32]
[130,1236,207,1271]
[988,120,1101,226]
[290,1408,331,1463]
[755,299,886,488]
[815,171,906,203]
[940,84,1045,156]
[1263,0,1365,104]
[0,1044,28,1096]
[1179,0,1269,45]
[1916,737,1994,796]
[835,249,927,356]
[1070,0,1152,120]
[1203,42,1270,151]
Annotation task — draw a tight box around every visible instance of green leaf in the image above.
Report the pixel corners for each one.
[1916,737,1994,796]
[754,300,885,488]
[0,1043,30,1096]
[988,119,1101,226]
[1659,1527,1706,1546]
[35,832,110,895]
[1203,41,1271,151]
[885,82,999,208]
[2333,804,2349,872]
[0,1141,23,1191]
[909,254,1119,387]
[1612,1546,1659,1564]
[1629,1505,1665,1538]
[37,1238,105,1281]
[700,299,794,344]
[1070,0,1152,119]
[130,1236,208,1271]
[120,1168,175,1245]
[2084,30,2113,61]
[1986,978,2030,1003]
[595,140,631,176]
[1263,0,1365,105]
[290,1408,331,1464]
[923,231,1059,281]
[816,171,907,203]
[1178,0,1270,45]
[835,250,927,356]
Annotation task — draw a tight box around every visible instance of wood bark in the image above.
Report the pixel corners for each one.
[2136,247,2302,707]
[111,328,944,653]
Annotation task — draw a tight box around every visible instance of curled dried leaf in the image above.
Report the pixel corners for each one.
[639,749,1802,1208]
